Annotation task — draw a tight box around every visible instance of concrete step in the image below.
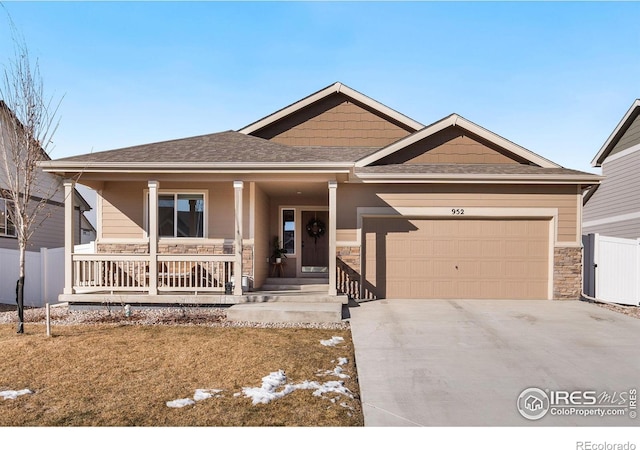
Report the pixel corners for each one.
[263,277,328,285]
[260,283,329,291]
[242,292,347,304]
[227,302,343,324]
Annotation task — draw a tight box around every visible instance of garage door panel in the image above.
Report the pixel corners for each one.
[458,281,479,298]
[433,280,457,298]
[410,281,432,298]
[410,260,431,277]
[479,260,505,278]
[480,240,504,257]
[363,218,550,300]
[408,239,430,256]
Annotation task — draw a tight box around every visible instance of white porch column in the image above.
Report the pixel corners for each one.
[148,180,159,295]
[233,181,244,295]
[63,179,75,294]
[328,180,338,296]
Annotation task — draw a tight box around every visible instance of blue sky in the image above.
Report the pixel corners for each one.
[1,1,639,175]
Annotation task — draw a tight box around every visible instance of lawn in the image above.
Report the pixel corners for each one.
[0,323,363,426]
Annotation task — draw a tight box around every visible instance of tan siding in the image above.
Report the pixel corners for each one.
[338,184,578,242]
[101,181,146,239]
[336,229,357,243]
[610,113,640,156]
[374,127,525,165]
[253,184,270,288]
[253,94,412,147]
[583,151,640,238]
[99,181,238,240]
[404,135,519,164]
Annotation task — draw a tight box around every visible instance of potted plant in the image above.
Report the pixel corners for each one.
[271,236,288,263]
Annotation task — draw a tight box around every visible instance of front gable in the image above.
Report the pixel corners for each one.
[249,93,415,148]
[239,82,423,148]
[357,114,560,168]
[370,125,527,166]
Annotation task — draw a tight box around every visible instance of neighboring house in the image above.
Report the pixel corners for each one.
[79,213,96,245]
[583,99,640,238]
[0,102,94,251]
[41,82,600,304]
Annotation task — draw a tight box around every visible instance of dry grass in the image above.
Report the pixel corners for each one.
[0,323,363,426]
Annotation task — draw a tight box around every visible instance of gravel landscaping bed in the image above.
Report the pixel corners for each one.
[594,301,640,319]
[2,300,635,328]
[0,303,350,329]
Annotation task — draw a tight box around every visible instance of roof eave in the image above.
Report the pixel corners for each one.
[591,99,640,167]
[352,172,602,185]
[40,160,355,173]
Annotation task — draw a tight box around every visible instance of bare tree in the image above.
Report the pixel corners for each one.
[0,16,62,333]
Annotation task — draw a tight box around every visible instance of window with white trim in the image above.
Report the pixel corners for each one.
[0,199,16,238]
[158,193,204,238]
[282,208,295,254]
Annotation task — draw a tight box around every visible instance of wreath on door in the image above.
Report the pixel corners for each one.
[306,218,326,243]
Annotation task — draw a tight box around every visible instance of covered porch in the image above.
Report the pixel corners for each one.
[58,175,342,306]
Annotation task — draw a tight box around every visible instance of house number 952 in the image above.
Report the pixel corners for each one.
[451,208,465,215]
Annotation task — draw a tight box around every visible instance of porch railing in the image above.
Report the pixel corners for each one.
[157,255,233,293]
[72,254,234,294]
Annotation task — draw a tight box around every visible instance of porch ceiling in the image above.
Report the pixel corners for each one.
[258,181,329,198]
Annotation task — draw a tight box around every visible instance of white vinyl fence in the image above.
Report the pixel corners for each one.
[0,246,67,307]
[583,233,640,306]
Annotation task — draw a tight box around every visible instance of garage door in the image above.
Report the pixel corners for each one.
[363,218,550,299]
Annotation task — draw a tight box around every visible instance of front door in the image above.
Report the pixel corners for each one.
[301,210,329,273]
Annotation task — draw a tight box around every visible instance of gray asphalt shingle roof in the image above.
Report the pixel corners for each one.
[55,131,377,164]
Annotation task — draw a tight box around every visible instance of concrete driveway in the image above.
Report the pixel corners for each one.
[348,299,640,426]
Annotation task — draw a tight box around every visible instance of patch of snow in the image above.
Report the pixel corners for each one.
[317,357,350,379]
[241,371,354,405]
[311,380,353,399]
[167,388,224,407]
[168,359,355,409]
[320,336,344,347]
[194,389,223,401]
[242,370,289,405]
[0,389,32,400]
[166,398,195,408]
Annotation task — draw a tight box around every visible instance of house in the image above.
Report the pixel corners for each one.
[0,102,94,251]
[583,99,640,238]
[0,102,95,307]
[41,82,600,305]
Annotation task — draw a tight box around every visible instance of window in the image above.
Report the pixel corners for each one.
[157,193,204,238]
[282,209,295,254]
[0,199,16,238]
